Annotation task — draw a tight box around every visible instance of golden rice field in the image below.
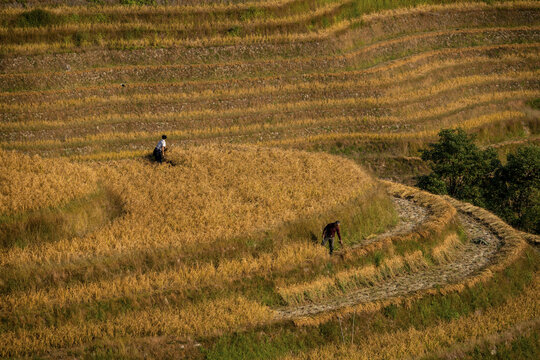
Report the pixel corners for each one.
[0,0,539,358]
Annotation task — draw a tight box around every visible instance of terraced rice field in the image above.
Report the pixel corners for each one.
[0,0,539,358]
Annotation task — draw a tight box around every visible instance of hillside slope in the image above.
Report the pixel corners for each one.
[0,1,538,358]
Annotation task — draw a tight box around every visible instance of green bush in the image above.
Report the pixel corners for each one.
[416,173,448,195]
[489,145,540,234]
[417,128,539,234]
[16,9,57,27]
[417,128,500,207]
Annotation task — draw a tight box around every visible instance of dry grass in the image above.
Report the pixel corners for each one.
[1,146,374,268]
[0,0,297,14]
[277,181,464,307]
[2,62,537,119]
[0,295,274,357]
[266,110,529,147]
[292,184,528,327]
[1,49,536,105]
[1,76,535,155]
[1,241,326,314]
[0,146,396,357]
[431,233,464,264]
[283,273,540,360]
[1,1,537,54]
[0,150,97,214]
[2,27,537,92]
[0,1,350,42]
[0,1,538,357]
[278,251,429,306]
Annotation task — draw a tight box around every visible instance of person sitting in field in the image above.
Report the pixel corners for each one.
[322,220,343,255]
[153,135,167,163]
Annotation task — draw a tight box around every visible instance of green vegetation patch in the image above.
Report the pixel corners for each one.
[15,8,58,27]
[527,98,540,110]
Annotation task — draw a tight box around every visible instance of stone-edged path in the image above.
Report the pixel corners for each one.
[274,197,501,320]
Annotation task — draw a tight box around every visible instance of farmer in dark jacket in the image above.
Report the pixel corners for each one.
[322,220,342,255]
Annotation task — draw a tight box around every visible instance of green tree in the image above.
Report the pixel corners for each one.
[416,128,500,207]
[490,145,540,234]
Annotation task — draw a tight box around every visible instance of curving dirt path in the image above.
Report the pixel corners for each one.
[274,197,502,320]
[353,197,428,249]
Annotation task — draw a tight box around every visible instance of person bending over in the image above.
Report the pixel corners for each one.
[322,220,342,255]
[153,135,167,163]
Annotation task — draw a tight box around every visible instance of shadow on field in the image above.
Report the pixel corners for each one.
[144,148,183,167]
[0,186,125,249]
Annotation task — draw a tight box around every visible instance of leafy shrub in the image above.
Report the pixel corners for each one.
[416,173,448,195]
[418,128,539,234]
[417,128,500,207]
[16,9,57,27]
[489,145,540,234]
